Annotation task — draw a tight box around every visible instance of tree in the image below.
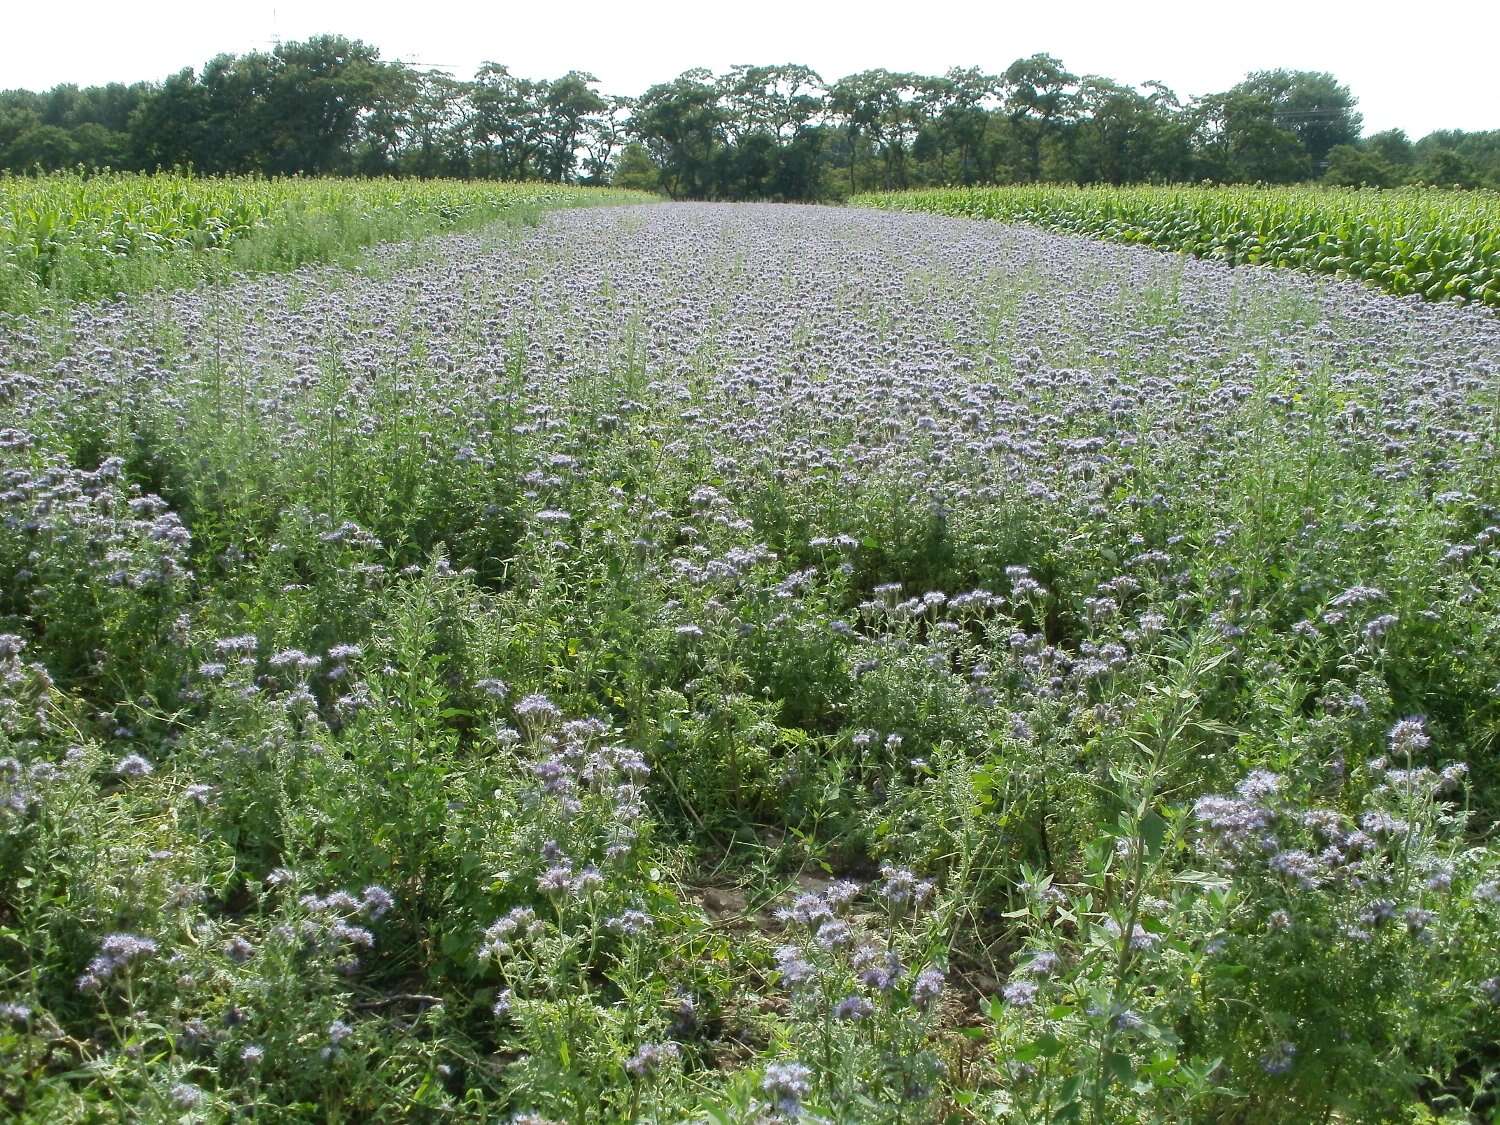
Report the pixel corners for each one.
[540,71,608,182]
[472,64,549,179]
[768,130,828,200]
[0,104,42,162]
[127,68,211,170]
[388,69,472,177]
[1413,129,1500,189]
[629,70,728,199]
[69,123,126,169]
[347,62,420,174]
[826,70,925,191]
[2,123,74,170]
[1365,129,1414,168]
[1253,70,1362,169]
[1071,77,1189,185]
[929,67,1002,184]
[264,36,390,175]
[874,73,925,189]
[723,64,824,143]
[1413,148,1482,189]
[2,44,1489,194]
[1190,87,1308,183]
[611,141,660,192]
[1322,144,1400,188]
[1003,54,1077,181]
[1201,70,1360,180]
[85,83,153,135]
[827,70,893,194]
[580,96,632,184]
[197,50,278,172]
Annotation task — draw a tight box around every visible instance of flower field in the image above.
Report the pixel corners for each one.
[1,200,1499,1121]
[0,172,655,315]
[854,184,1500,307]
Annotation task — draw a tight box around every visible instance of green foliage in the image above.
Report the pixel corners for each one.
[610,142,662,193]
[0,171,655,312]
[2,199,1498,1120]
[855,183,1500,305]
[1323,144,1403,189]
[8,36,1497,203]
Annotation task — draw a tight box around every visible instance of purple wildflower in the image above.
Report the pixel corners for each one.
[761,1059,813,1117]
[625,1041,680,1077]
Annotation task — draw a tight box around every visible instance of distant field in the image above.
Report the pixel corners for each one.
[854,183,1500,306]
[0,173,656,313]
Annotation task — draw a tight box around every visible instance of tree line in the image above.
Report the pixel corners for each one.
[2,35,1496,197]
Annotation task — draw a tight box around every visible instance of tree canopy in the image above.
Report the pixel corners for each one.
[3,37,1496,197]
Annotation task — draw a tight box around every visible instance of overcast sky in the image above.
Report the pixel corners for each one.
[5,0,1497,138]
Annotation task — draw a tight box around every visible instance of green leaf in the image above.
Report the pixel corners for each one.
[1175,870,1230,890]
[1140,810,1168,852]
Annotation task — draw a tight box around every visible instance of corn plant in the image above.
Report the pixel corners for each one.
[854,184,1500,306]
[0,171,656,313]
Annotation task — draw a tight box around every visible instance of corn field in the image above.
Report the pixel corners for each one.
[853,184,1500,307]
[0,172,655,313]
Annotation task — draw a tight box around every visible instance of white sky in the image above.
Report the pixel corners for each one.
[5,0,1498,138]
